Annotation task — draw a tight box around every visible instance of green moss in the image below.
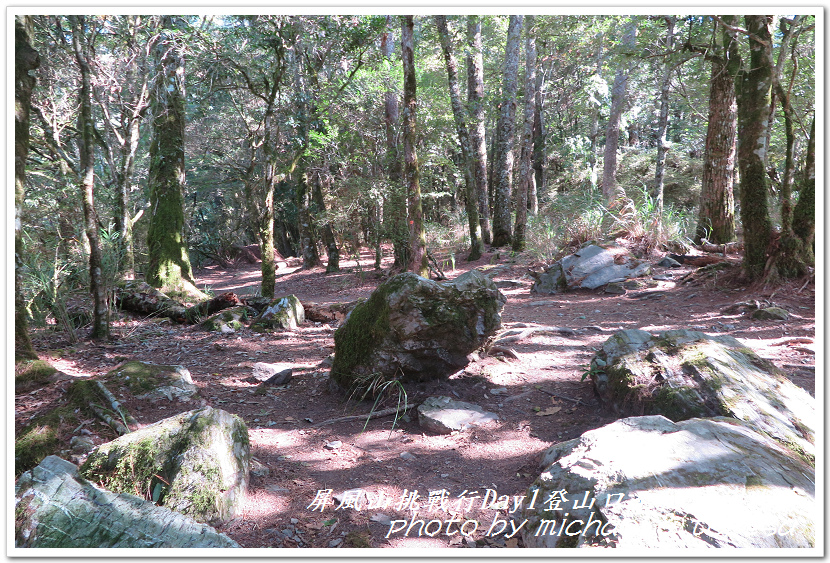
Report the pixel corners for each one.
[330,275,410,386]
[344,531,372,548]
[15,359,58,391]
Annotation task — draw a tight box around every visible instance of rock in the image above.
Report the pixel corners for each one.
[531,245,651,294]
[251,295,305,332]
[588,329,815,459]
[184,292,243,323]
[657,256,682,268]
[69,435,96,454]
[15,456,239,548]
[522,416,815,548]
[81,407,250,524]
[604,282,626,294]
[417,396,499,434]
[250,363,293,385]
[105,361,198,402]
[652,273,673,280]
[329,271,505,391]
[325,440,343,450]
[199,305,257,332]
[752,307,790,321]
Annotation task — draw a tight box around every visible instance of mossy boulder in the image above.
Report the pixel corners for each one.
[522,416,815,548]
[330,270,506,393]
[16,456,239,548]
[250,294,305,332]
[752,307,790,321]
[199,305,257,333]
[104,361,198,402]
[81,407,250,524]
[588,329,815,461]
[15,359,67,393]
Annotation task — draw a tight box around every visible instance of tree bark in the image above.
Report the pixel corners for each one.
[401,15,428,277]
[513,15,536,253]
[434,15,483,261]
[602,18,638,203]
[653,17,676,218]
[736,15,773,280]
[146,16,199,297]
[531,55,545,211]
[15,15,40,360]
[466,16,492,245]
[383,17,408,270]
[587,32,604,178]
[297,164,322,270]
[312,170,340,273]
[695,16,738,244]
[791,118,815,250]
[491,15,523,248]
[70,16,109,339]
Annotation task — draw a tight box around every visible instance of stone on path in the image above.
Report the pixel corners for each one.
[105,361,198,402]
[417,396,498,434]
[250,362,293,385]
[15,456,239,548]
[531,244,651,294]
[251,294,305,332]
[81,407,250,524]
[199,305,257,333]
[589,328,815,459]
[752,307,790,321]
[522,416,815,549]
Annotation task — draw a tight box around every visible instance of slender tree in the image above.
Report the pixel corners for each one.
[491,15,523,248]
[736,15,773,280]
[513,15,536,252]
[401,15,428,277]
[383,16,409,270]
[434,15,483,261]
[653,16,676,217]
[69,15,109,339]
[466,15,492,245]
[15,15,40,359]
[695,16,739,244]
[146,16,202,297]
[602,17,638,203]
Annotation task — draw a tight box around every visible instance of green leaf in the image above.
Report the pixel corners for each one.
[152,482,164,503]
[323,518,337,526]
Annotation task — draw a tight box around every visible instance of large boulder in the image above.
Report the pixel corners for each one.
[15,456,239,548]
[81,407,250,524]
[330,271,505,392]
[588,329,815,461]
[250,294,305,332]
[105,360,198,402]
[531,244,651,294]
[522,416,815,549]
[199,305,258,333]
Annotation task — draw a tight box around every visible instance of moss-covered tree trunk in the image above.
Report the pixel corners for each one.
[382,17,408,271]
[513,16,536,253]
[696,16,738,244]
[70,16,109,340]
[401,16,428,277]
[602,18,638,203]
[490,15,523,248]
[466,16,492,246]
[736,15,773,280]
[15,15,40,360]
[791,118,815,251]
[297,163,322,270]
[434,16,482,261]
[146,16,200,297]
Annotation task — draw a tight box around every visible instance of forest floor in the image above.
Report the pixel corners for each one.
[18,244,816,549]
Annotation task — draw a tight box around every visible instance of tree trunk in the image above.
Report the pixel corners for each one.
[146,16,199,298]
[736,15,773,280]
[695,17,738,244]
[312,170,340,273]
[791,118,815,250]
[466,15,492,245]
[297,164,322,270]
[513,16,536,253]
[401,15,428,277]
[491,15,523,248]
[15,15,40,360]
[587,33,604,178]
[434,15,483,261]
[531,56,545,211]
[70,16,109,339]
[383,17,408,270]
[653,17,676,218]
[602,18,638,203]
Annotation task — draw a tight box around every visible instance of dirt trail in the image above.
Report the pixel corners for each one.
[18,248,815,548]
